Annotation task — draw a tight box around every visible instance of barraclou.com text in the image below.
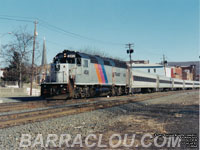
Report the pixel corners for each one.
[19,133,181,148]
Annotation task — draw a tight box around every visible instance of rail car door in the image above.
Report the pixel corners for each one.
[107,60,115,85]
[156,75,159,91]
[76,57,82,75]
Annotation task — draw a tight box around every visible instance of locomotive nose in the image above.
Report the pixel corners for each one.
[55,64,68,83]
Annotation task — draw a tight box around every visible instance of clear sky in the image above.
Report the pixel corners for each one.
[0,0,199,65]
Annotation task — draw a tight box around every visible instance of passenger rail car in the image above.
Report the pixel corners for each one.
[41,50,200,98]
[194,81,200,88]
[131,70,199,92]
[131,70,157,92]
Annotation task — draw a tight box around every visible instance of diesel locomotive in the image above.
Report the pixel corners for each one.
[41,50,129,98]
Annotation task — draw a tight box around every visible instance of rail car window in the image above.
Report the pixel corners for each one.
[114,61,121,68]
[60,58,66,63]
[154,69,156,73]
[160,80,171,84]
[115,72,120,76]
[104,60,110,66]
[113,60,127,68]
[55,65,60,71]
[134,76,156,82]
[121,63,127,68]
[83,60,88,67]
[148,69,150,73]
[90,57,98,63]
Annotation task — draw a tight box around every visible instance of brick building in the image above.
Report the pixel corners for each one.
[168,61,199,81]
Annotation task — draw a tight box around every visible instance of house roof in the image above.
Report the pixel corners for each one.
[129,63,164,68]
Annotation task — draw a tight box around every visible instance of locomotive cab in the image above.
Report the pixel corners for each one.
[41,50,81,98]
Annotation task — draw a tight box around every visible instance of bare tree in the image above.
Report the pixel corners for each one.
[2,27,34,88]
[79,48,107,57]
[79,47,124,61]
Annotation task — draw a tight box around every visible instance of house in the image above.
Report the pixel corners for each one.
[168,61,199,81]
[0,69,4,78]
[170,66,182,79]
[127,61,165,76]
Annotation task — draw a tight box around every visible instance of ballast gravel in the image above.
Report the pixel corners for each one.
[0,90,199,150]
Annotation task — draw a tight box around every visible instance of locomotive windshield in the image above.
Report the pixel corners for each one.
[53,52,76,64]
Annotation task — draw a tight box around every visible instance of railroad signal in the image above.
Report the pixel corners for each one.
[126,43,134,94]
[127,49,134,54]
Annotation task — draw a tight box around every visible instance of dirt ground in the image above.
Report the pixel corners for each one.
[88,90,199,150]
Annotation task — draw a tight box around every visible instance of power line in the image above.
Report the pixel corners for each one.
[39,23,82,40]
[38,19,124,45]
[0,15,37,20]
[0,15,168,59]
[0,15,124,45]
[137,49,163,57]
[0,17,33,23]
[37,37,73,51]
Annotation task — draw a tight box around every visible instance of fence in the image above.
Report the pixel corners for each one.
[0,88,28,97]
[0,81,18,87]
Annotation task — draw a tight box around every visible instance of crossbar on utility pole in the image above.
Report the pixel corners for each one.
[30,20,38,96]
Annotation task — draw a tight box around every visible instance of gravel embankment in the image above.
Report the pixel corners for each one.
[0,90,199,150]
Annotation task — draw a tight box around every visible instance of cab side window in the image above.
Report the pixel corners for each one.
[77,58,81,66]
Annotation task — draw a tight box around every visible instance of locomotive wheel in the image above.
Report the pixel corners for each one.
[85,87,90,98]
[112,87,118,96]
[118,87,122,95]
[89,87,96,97]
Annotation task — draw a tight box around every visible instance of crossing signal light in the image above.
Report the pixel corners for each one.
[127,49,134,54]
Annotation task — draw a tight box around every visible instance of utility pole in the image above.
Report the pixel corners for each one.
[41,37,47,82]
[163,54,167,76]
[30,20,38,96]
[126,43,134,94]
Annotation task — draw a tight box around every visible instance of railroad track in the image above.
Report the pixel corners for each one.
[0,90,197,129]
[0,90,195,113]
[0,95,137,113]
[0,93,144,113]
